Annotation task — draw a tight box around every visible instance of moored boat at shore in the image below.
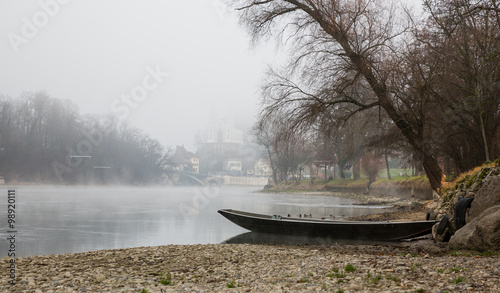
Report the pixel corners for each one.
[218,209,437,241]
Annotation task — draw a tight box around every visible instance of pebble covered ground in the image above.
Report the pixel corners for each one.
[2,243,499,292]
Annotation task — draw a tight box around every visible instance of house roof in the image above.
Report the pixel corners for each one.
[169,145,198,165]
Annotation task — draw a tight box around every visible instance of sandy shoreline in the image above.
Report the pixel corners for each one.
[3,242,499,292]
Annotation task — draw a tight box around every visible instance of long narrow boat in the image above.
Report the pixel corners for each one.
[218,209,437,241]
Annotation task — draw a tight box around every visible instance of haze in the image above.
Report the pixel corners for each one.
[0,0,279,151]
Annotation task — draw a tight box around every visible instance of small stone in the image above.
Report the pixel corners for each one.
[350,284,363,291]
[95,273,106,281]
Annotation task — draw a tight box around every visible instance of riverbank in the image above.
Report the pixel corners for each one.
[266,176,433,200]
[262,181,433,222]
[3,243,499,292]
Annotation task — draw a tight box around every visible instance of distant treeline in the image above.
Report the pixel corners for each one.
[0,91,170,185]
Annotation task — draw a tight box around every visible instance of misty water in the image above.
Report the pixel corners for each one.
[1,186,390,257]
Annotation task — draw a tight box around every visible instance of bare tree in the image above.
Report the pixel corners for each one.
[361,150,384,191]
[231,0,446,191]
[315,109,379,180]
[421,0,500,169]
[253,121,279,184]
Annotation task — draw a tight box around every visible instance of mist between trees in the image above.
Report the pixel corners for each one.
[0,91,170,185]
[238,0,500,192]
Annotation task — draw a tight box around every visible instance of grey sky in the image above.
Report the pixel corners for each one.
[1,0,278,151]
[1,1,421,152]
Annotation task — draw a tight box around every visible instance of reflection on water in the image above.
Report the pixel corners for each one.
[0,186,390,257]
[223,232,431,246]
[222,232,400,246]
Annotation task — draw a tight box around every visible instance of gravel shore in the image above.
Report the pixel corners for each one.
[3,242,499,292]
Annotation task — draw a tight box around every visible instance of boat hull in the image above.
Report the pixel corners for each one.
[218,209,437,241]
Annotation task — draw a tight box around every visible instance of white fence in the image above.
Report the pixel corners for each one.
[220,176,268,186]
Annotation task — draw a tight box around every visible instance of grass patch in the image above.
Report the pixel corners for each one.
[449,249,500,257]
[451,267,465,273]
[449,250,472,257]
[365,273,382,284]
[344,178,369,187]
[370,175,430,190]
[326,267,346,279]
[386,275,401,282]
[403,251,418,257]
[325,179,349,186]
[326,272,345,278]
[409,263,422,272]
[159,273,172,285]
[226,280,236,288]
[377,168,413,178]
[345,264,356,273]
[441,162,495,194]
[452,276,465,284]
[268,171,432,193]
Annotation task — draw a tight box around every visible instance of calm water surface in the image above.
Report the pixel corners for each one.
[1,186,388,257]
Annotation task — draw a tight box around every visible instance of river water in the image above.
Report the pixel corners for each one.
[1,186,389,257]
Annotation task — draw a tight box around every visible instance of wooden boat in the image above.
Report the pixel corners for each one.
[218,209,437,241]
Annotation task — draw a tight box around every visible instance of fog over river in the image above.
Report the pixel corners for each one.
[1,186,389,257]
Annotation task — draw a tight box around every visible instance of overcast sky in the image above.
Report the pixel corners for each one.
[0,0,281,151]
[1,1,421,152]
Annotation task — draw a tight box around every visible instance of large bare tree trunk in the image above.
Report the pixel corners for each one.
[353,160,361,180]
[422,153,444,192]
[378,97,443,191]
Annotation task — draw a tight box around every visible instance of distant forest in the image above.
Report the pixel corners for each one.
[0,91,170,185]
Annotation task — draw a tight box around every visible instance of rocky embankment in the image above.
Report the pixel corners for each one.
[429,165,500,251]
[3,243,500,292]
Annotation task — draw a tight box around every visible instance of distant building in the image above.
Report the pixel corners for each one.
[197,118,246,175]
[189,157,199,173]
[199,119,244,155]
[206,120,243,144]
[223,158,242,175]
[169,146,199,173]
[254,159,272,176]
